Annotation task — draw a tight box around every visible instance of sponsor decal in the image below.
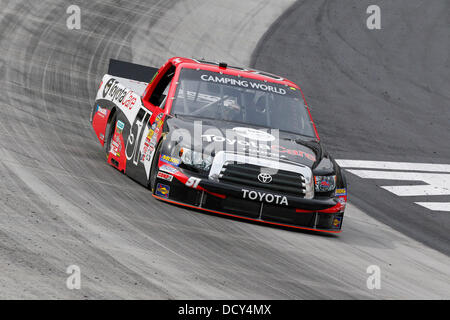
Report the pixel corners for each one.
[242,189,288,206]
[146,128,156,143]
[332,217,342,228]
[160,154,180,166]
[156,183,170,198]
[157,171,173,182]
[145,113,164,148]
[159,165,179,174]
[155,113,164,122]
[271,145,316,161]
[200,74,287,95]
[116,120,125,134]
[257,173,272,184]
[96,105,107,118]
[201,134,274,155]
[201,134,316,161]
[202,134,270,147]
[102,78,116,98]
[337,196,347,206]
[140,143,154,163]
[336,188,347,207]
[232,127,275,142]
[102,78,137,110]
[110,134,122,157]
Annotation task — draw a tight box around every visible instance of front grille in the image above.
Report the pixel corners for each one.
[218,162,306,197]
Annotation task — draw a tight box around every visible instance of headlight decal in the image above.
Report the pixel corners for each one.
[314,175,337,192]
[179,147,213,171]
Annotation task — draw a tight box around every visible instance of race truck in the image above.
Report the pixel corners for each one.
[91,57,347,233]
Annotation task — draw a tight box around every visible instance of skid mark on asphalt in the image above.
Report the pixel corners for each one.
[337,160,450,212]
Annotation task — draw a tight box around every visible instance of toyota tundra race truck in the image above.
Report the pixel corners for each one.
[90,57,347,233]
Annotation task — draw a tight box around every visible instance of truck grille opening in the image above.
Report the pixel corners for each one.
[218,162,306,197]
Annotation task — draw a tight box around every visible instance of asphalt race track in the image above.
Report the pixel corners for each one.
[0,0,449,299]
[251,0,450,256]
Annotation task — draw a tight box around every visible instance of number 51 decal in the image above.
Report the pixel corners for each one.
[126,108,152,165]
[185,177,201,188]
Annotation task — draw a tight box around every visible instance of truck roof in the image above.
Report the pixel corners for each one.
[168,56,299,89]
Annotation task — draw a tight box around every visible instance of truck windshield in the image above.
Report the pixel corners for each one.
[171,68,316,137]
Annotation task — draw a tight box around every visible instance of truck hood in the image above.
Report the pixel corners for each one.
[165,115,323,168]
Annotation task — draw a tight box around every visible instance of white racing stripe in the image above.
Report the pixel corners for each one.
[339,160,450,212]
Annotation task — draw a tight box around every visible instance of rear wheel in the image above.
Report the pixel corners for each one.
[103,112,117,157]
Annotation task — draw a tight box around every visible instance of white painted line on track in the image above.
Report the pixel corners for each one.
[346,170,450,196]
[415,202,450,211]
[337,160,450,212]
[336,160,450,173]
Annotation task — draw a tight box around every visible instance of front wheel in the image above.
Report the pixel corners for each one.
[148,141,163,193]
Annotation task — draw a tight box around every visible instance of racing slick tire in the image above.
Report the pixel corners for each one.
[148,140,163,193]
[103,111,117,157]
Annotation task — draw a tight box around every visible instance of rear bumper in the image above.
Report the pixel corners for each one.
[154,170,345,232]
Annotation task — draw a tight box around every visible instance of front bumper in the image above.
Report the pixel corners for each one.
[154,167,345,233]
